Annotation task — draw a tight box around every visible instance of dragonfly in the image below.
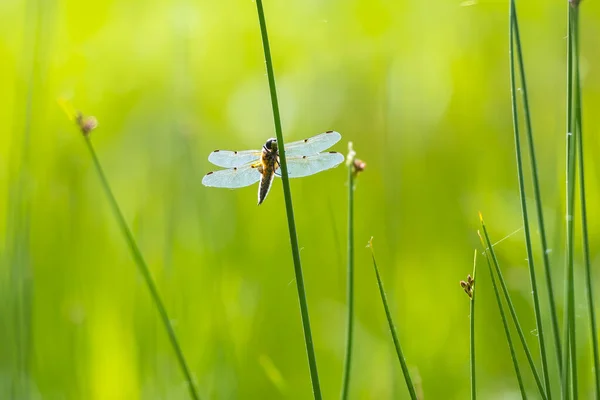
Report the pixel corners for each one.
[202,130,345,204]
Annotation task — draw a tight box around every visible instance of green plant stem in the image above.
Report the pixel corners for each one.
[83,137,200,400]
[480,220,547,400]
[509,2,556,395]
[368,239,417,400]
[254,1,322,398]
[564,345,571,400]
[340,160,355,400]
[572,5,600,396]
[470,250,477,400]
[480,241,527,398]
[563,6,578,399]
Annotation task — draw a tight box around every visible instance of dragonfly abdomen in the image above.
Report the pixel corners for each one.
[257,149,278,205]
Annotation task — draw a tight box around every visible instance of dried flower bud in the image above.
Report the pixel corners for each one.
[352,159,366,177]
[75,112,98,136]
[58,99,98,137]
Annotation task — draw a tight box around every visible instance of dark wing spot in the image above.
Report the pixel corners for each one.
[233,167,237,171]
[206,172,214,176]
[329,151,337,154]
[303,139,308,143]
[214,150,220,153]
[251,165,255,168]
[234,151,238,154]
[302,156,307,159]
[326,130,334,133]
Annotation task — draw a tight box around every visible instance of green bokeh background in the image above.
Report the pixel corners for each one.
[2,0,600,398]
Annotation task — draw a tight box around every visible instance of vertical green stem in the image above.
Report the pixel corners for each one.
[340,159,355,399]
[563,6,578,399]
[509,1,555,395]
[254,1,322,398]
[83,137,200,400]
[480,243,527,398]
[470,250,477,400]
[368,239,417,400]
[572,4,600,396]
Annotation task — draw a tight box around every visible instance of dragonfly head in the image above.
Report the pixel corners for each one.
[264,138,278,152]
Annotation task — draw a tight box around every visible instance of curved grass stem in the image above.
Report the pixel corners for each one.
[254,1,322,398]
[368,238,417,400]
[83,137,200,400]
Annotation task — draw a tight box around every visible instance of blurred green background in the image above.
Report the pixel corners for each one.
[2,0,600,398]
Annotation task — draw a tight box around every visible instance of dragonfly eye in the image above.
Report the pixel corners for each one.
[265,138,278,151]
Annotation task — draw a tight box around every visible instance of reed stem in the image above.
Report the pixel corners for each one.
[254,1,322,398]
[83,137,200,400]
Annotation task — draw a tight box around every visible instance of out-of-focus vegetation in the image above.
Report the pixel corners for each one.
[2,0,600,398]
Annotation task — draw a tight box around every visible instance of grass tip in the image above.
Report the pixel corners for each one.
[352,159,366,177]
[367,236,374,249]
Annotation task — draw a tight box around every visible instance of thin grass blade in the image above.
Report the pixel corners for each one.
[254,1,322,398]
[562,5,579,399]
[478,231,527,398]
[572,2,600,395]
[470,250,477,400]
[340,144,357,400]
[480,215,547,400]
[82,137,200,400]
[509,1,557,394]
[368,238,417,400]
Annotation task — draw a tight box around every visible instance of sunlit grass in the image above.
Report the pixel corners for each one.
[4,0,600,398]
[254,1,322,398]
[563,4,578,398]
[367,237,417,400]
[7,0,41,395]
[60,103,200,400]
[340,143,357,400]
[459,250,477,400]
[508,0,557,394]
[477,228,526,398]
[479,214,546,399]
[571,1,600,395]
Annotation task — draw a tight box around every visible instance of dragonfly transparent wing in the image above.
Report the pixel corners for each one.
[284,131,341,156]
[277,152,344,178]
[202,162,262,188]
[208,149,262,168]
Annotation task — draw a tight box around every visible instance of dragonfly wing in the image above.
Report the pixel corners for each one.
[202,162,262,188]
[277,152,344,178]
[208,149,262,168]
[284,131,341,156]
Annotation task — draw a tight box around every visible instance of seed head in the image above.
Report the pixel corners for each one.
[460,274,475,299]
[76,112,98,136]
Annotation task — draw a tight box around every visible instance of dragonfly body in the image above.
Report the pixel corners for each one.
[257,138,279,204]
[202,131,344,204]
